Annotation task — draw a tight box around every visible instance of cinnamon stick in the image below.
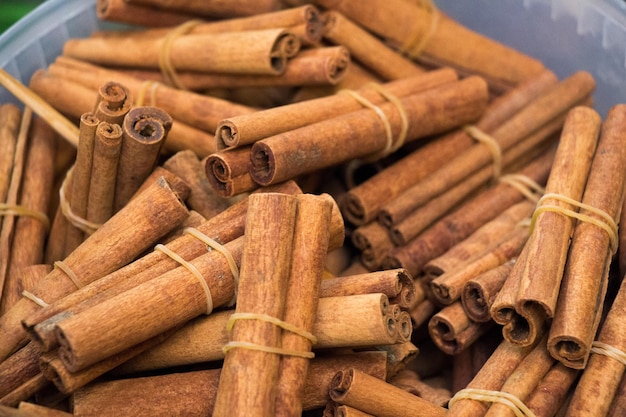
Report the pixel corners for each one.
[0,176,189,362]
[324,402,374,417]
[313,0,545,91]
[565,271,626,415]
[96,0,198,27]
[329,368,447,417]
[72,351,388,416]
[215,68,458,150]
[525,363,579,417]
[84,121,122,228]
[548,104,626,369]
[203,146,258,197]
[50,56,254,138]
[163,150,230,219]
[0,104,21,233]
[389,370,451,408]
[462,261,515,323]
[0,117,56,313]
[351,221,395,270]
[378,71,594,227]
[93,81,133,125]
[491,106,602,347]
[322,11,424,80]
[112,106,171,211]
[382,147,555,277]
[342,69,557,225]
[63,28,300,75]
[61,113,98,256]
[249,76,488,186]
[124,0,280,18]
[428,301,494,355]
[275,194,334,417]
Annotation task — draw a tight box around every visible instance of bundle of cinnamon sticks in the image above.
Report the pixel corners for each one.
[2,1,626,416]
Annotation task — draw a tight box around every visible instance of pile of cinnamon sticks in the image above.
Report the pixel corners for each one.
[1,0,626,416]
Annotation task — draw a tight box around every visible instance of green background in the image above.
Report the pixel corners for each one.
[0,1,45,34]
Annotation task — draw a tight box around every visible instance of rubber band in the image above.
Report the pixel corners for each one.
[53,261,83,289]
[366,83,409,153]
[154,243,213,314]
[226,312,317,344]
[448,388,536,417]
[58,169,102,235]
[464,125,503,180]
[499,174,545,203]
[340,89,393,160]
[400,0,440,58]
[135,80,160,107]
[591,341,626,367]
[0,203,50,231]
[529,193,619,253]
[22,290,49,308]
[222,340,315,359]
[158,20,202,90]
[183,227,240,306]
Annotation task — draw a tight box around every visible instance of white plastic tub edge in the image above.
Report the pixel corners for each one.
[0,0,625,116]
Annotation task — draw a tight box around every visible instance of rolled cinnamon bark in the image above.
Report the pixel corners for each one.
[93,81,132,126]
[329,368,447,417]
[351,221,395,270]
[491,106,602,348]
[313,0,545,91]
[203,146,258,197]
[430,227,528,306]
[324,402,374,417]
[0,104,21,227]
[50,56,254,138]
[320,269,415,309]
[343,69,557,226]
[22,182,302,353]
[85,122,122,226]
[382,147,555,277]
[548,104,626,369]
[163,150,230,219]
[275,194,334,417]
[72,351,388,416]
[0,117,56,313]
[525,363,579,417]
[428,301,494,355]
[215,68,458,150]
[249,76,488,186]
[379,71,594,227]
[322,11,424,80]
[462,261,515,323]
[447,338,539,417]
[0,344,41,401]
[96,0,197,27]
[423,201,534,281]
[128,46,351,89]
[63,28,300,75]
[389,370,451,408]
[30,68,213,156]
[112,106,171,212]
[61,113,98,256]
[124,0,280,18]
[0,176,189,362]
[566,272,626,416]
[17,403,72,417]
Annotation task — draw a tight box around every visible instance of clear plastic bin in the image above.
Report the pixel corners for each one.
[0,0,625,116]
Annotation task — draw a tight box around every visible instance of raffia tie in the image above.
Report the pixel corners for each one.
[591,341,626,366]
[499,174,546,203]
[448,388,536,417]
[222,312,317,359]
[158,20,203,90]
[183,227,240,306]
[339,84,409,160]
[464,125,503,180]
[21,290,49,308]
[529,192,619,253]
[135,80,160,107]
[54,260,83,289]
[400,0,440,58]
[0,203,50,231]
[59,167,102,235]
[154,243,214,314]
